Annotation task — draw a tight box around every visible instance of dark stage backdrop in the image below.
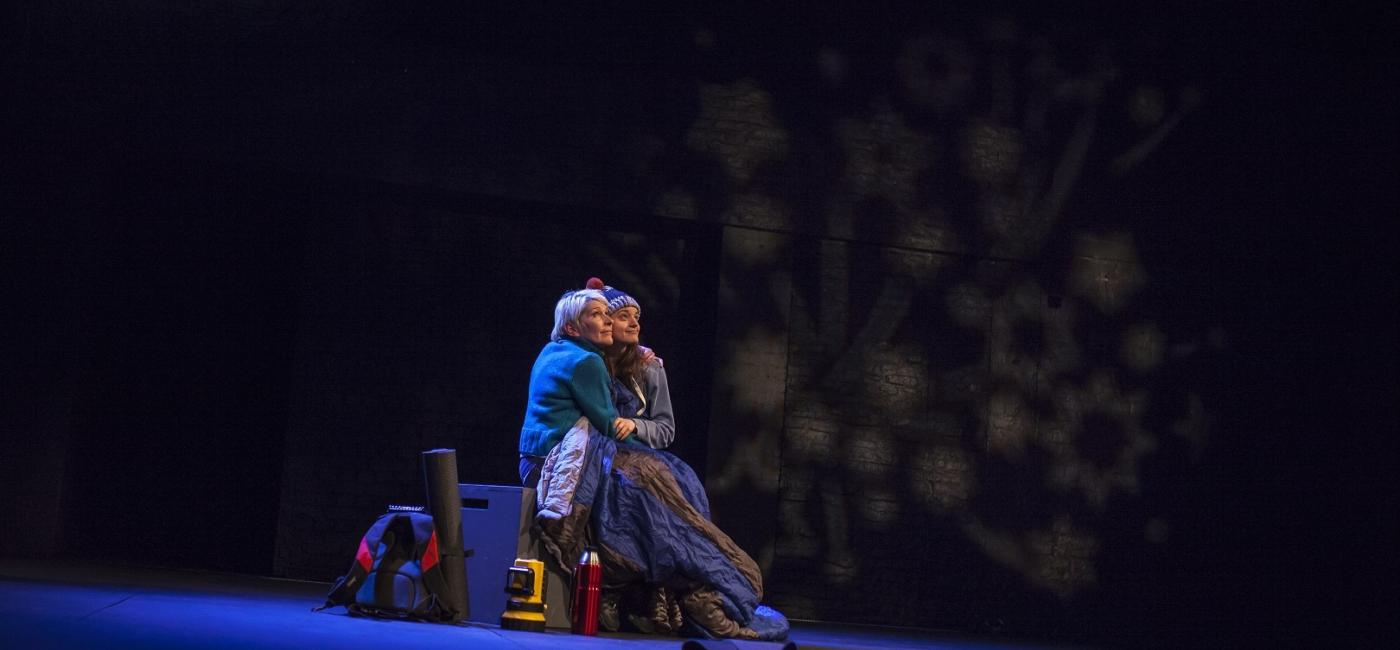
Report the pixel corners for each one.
[269,184,719,579]
[3,163,306,574]
[2,2,1394,647]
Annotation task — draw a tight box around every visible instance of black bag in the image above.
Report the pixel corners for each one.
[318,511,459,622]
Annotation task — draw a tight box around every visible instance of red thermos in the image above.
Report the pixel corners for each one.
[570,547,601,635]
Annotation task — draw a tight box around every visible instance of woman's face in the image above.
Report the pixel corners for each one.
[571,299,614,348]
[610,306,641,346]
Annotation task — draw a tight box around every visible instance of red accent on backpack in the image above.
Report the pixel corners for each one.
[355,537,373,573]
[422,531,440,572]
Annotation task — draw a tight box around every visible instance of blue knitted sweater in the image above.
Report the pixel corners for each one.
[518,337,620,457]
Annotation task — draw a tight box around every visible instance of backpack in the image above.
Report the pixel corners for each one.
[317,511,459,622]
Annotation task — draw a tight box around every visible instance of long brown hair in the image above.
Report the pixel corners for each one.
[607,342,646,386]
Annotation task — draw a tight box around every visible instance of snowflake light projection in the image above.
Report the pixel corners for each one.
[659,14,1210,616]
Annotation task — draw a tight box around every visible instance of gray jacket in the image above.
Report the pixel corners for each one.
[616,359,675,449]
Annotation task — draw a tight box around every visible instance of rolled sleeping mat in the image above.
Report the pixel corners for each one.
[422,448,469,622]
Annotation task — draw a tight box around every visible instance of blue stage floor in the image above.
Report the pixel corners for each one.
[0,560,1074,650]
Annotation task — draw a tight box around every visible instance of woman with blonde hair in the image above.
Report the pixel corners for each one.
[517,287,635,487]
[528,280,788,641]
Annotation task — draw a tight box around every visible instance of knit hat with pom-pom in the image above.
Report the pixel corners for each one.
[586,277,640,315]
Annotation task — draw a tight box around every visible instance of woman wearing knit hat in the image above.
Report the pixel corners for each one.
[539,280,787,640]
[586,277,675,450]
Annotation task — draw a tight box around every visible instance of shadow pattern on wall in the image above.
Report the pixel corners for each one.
[644,11,1230,641]
[4,2,1335,644]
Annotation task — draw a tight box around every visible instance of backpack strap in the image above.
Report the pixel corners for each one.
[316,511,471,622]
[316,513,396,611]
[408,515,456,621]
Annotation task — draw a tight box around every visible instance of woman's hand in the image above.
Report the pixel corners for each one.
[613,418,636,441]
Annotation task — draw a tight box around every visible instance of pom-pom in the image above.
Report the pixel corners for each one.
[586,277,605,290]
